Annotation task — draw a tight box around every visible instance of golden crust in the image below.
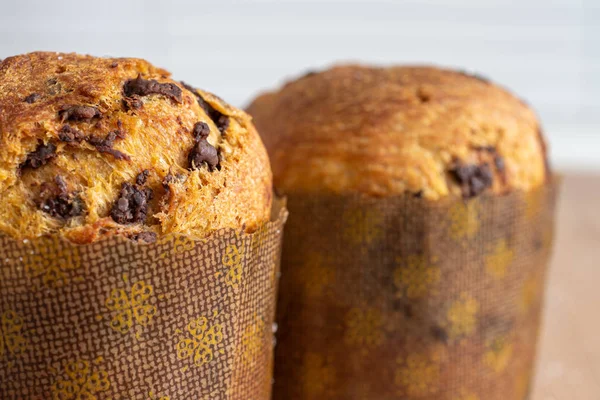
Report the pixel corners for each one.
[247,65,548,199]
[0,52,272,243]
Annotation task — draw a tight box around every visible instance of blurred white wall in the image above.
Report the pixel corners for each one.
[1,0,597,171]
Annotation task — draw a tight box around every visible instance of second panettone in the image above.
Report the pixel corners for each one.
[247,65,557,400]
[248,65,548,199]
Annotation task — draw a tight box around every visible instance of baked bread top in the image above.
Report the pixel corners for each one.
[247,65,548,199]
[0,52,272,243]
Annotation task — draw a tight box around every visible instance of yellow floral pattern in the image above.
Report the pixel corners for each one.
[0,310,27,359]
[446,293,479,340]
[485,240,514,279]
[51,359,110,400]
[344,307,384,350]
[219,243,244,288]
[176,313,224,368]
[24,236,81,287]
[300,252,334,298]
[241,315,264,365]
[105,278,157,335]
[394,255,440,299]
[395,352,440,397]
[157,234,195,260]
[484,336,513,373]
[301,352,335,397]
[342,208,383,245]
[448,200,480,240]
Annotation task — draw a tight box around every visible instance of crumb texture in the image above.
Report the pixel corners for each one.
[247,65,548,199]
[0,52,272,243]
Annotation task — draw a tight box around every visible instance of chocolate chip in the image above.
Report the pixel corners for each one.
[58,125,85,143]
[110,181,153,225]
[39,176,85,219]
[21,141,56,170]
[97,146,131,160]
[24,93,41,104]
[123,96,143,111]
[87,123,130,161]
[181,82,230,133]
[59,105,101,122]
[109,62,119,68]
[450,162,494,198]
[124,75,182,103]
[192,122,211,141]
[216,115,230,133]
[188,140,219,171]
[163,173,175,187]
[136,170,150,185]
[188,121,219,171]
[161,173,175,205]
[130,231,157,243]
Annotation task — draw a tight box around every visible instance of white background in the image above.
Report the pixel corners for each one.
[1,0,597,171]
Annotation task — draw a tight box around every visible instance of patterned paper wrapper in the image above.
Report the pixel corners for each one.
[273,181,559,400]
[0,200,287,400]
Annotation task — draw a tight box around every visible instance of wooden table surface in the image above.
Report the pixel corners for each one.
[532,174,600,400]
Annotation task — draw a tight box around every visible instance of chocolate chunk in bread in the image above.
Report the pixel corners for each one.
[20,142,57,170]
[59,105,102,122]
[39,176,85,219]
[124,75,182,103]
[192,121,211,141]
[188,140,219,171]
[182,82,230,133]
[87,124,130,161]
[474,145,506,181]
[450,162,493,198]
[136,169,150,185]
[110,174,153,225]
[60,121,130,160]
[123,96,143,111]
[130,231,157,243]
[58,125,85,143]
[215,115,230,133]
[188,122,219,171]
[24,93,41,104]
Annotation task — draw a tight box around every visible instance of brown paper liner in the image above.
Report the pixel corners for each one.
[0,201,287,400]
[273,181,558,400]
